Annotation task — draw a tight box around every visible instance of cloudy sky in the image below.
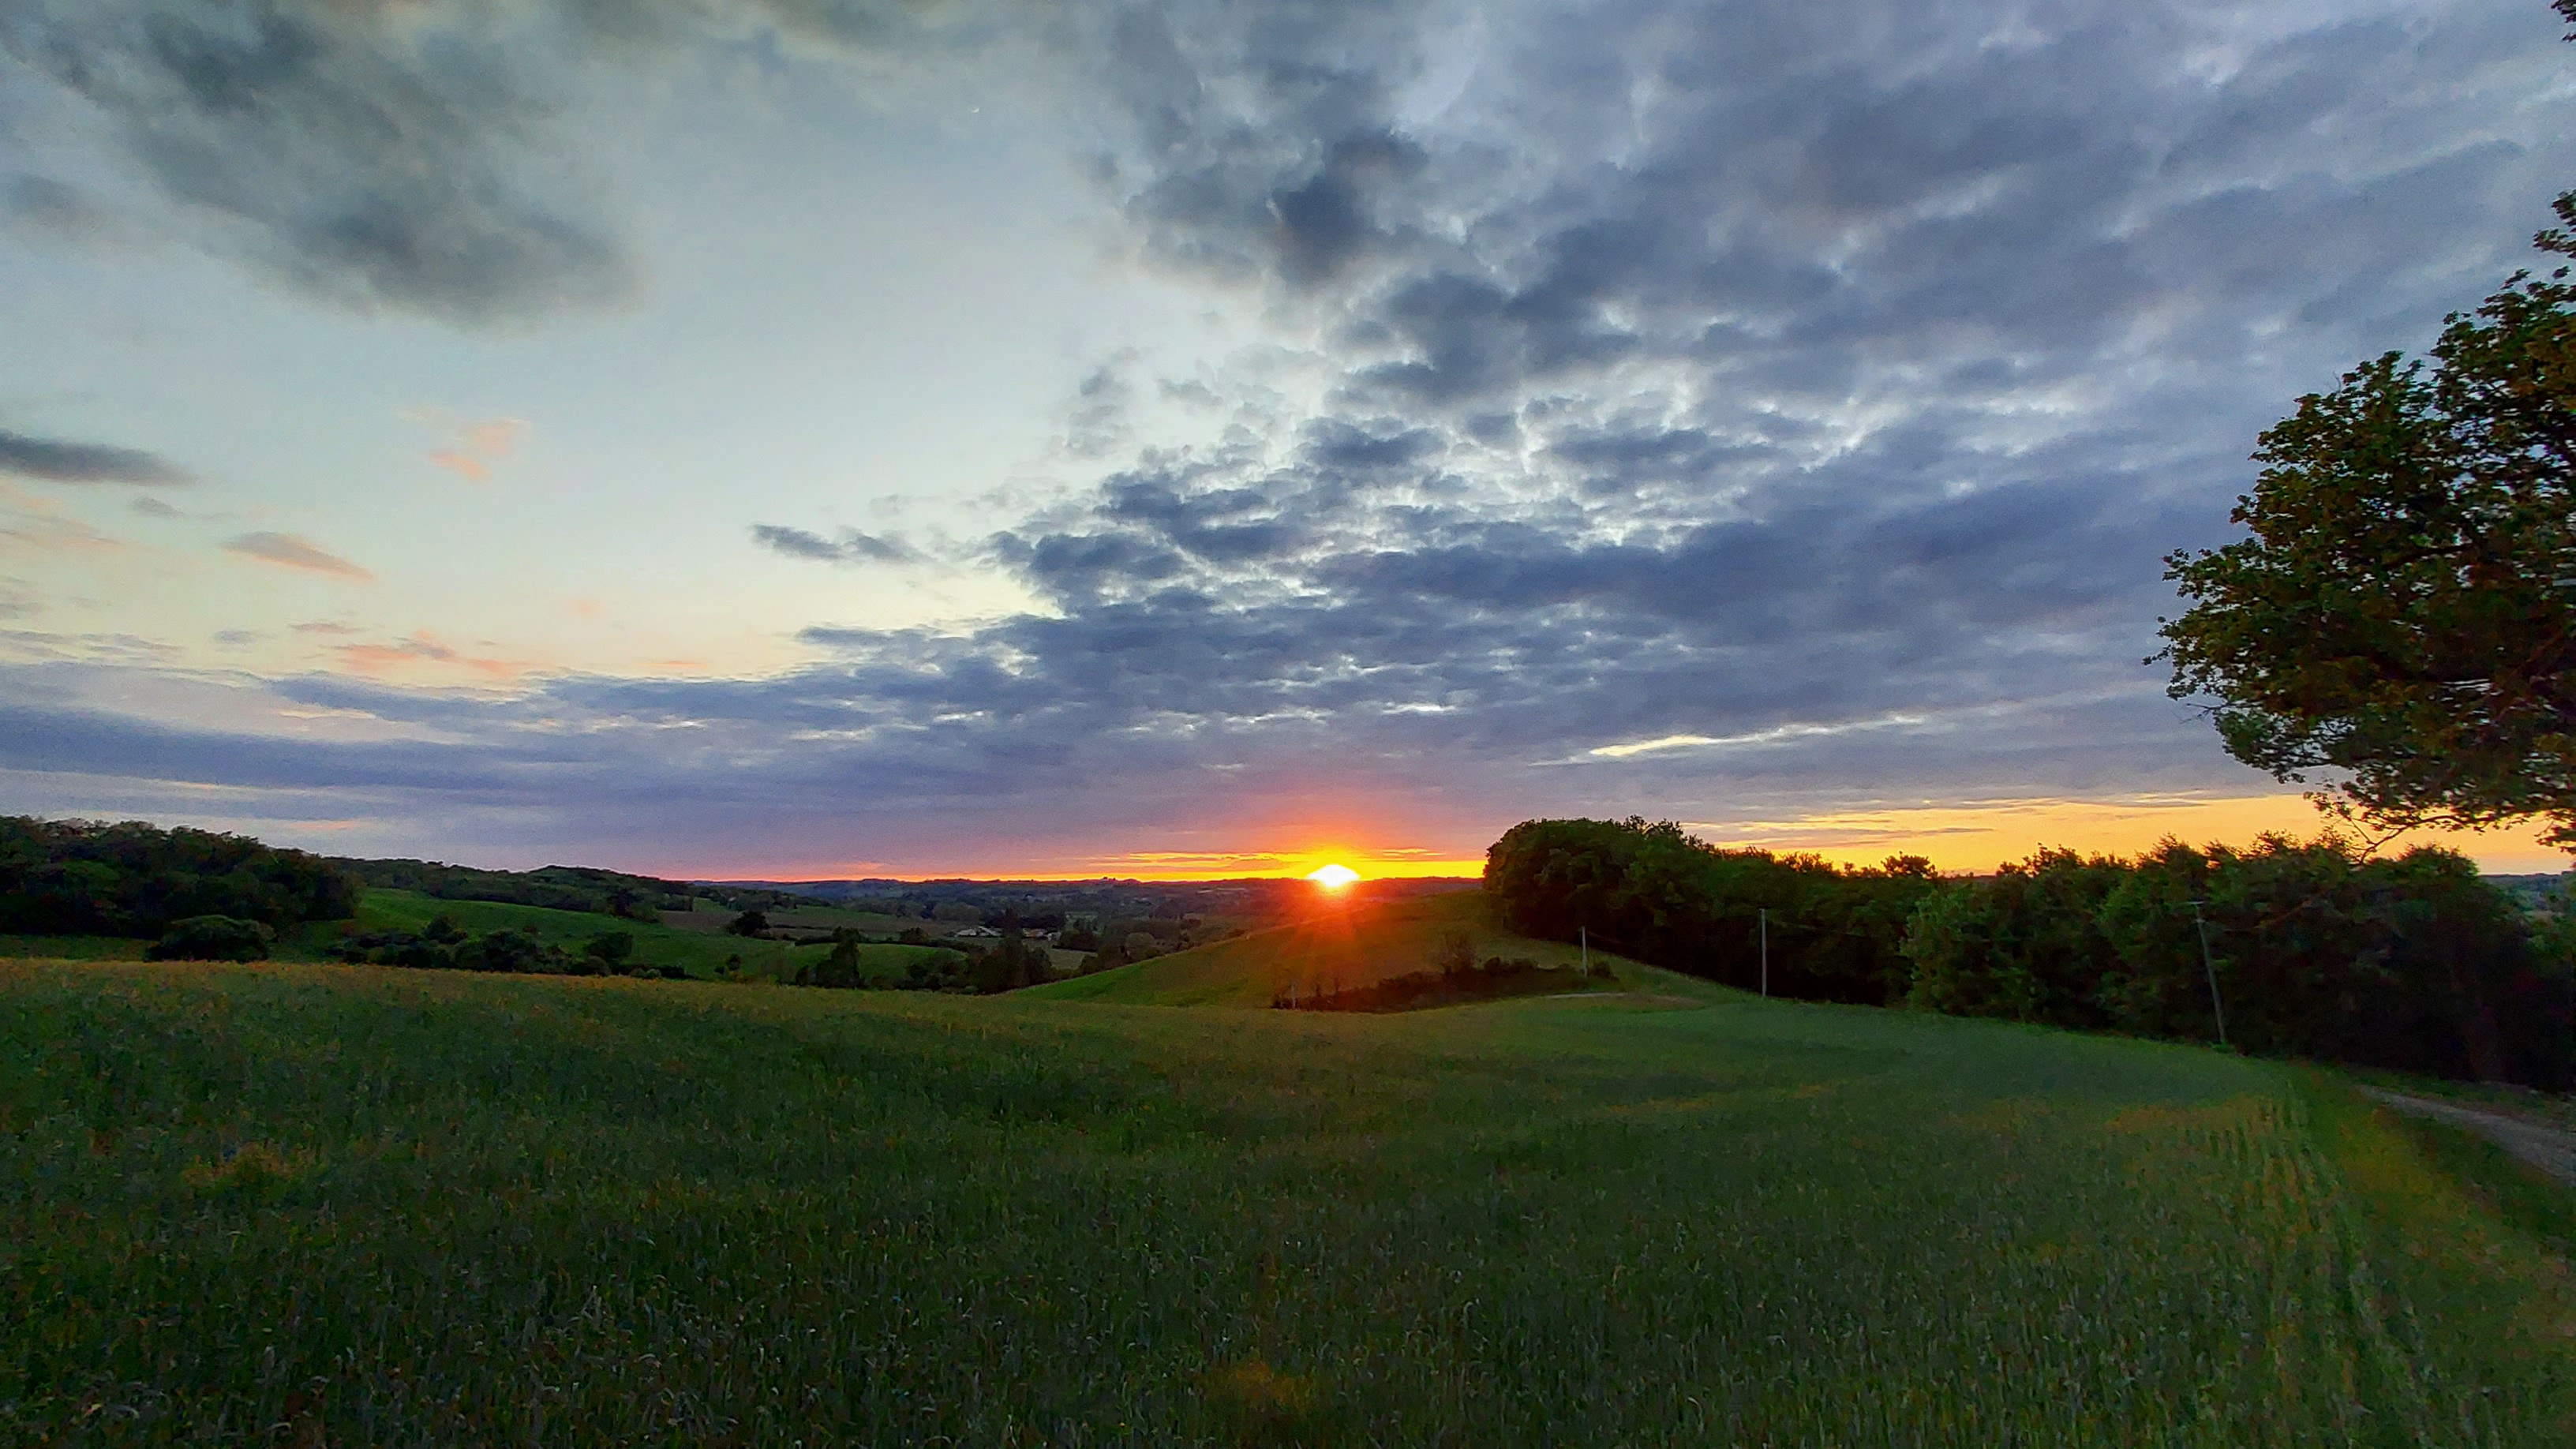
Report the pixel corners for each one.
[4,0,2574,879]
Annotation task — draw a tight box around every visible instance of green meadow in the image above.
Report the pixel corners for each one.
[6,908,2575,1444]
[312,889,963,984]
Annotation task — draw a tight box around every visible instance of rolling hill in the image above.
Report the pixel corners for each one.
[1024,888,1642,1006]
[9,879,2576,1440]
[6,958,2572,1441]
[338,889,965,983]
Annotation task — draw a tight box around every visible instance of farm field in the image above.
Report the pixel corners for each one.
[6,953,2574,1444]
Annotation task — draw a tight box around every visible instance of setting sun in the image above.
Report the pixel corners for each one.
[1305,863,1361,889]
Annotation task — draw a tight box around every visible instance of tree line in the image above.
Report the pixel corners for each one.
[332,858,718,920]
[1486,818,2573,1088]
[1,816,355,940]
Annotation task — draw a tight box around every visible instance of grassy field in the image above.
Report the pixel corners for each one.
[657,900,925,938]
[6,945,2574,1444]
[347,890,975,983]
[1030,890,1626,1007]
[0,891,975,985]
[0,934,146,961]
[342,889,807,979]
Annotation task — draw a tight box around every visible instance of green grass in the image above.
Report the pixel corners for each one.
[6,958,2574,1444]
[2364,1097,2576,1256]
[1029,890,1634,1006]
[328,888,970,982]
[2,892,972,985]
[0,934,146,961]
[2343,1064,2576,1134]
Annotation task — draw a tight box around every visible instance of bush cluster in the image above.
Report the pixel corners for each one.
[144,915,275,962]
[1074,914,1206,974]
[330,917,684,979]
[1488,818,2574,1088]
[1,817,356,938]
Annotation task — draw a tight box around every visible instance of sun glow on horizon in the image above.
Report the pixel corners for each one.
[1305,863,1362,889]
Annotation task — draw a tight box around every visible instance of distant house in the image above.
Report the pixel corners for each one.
[949,925,1004,938]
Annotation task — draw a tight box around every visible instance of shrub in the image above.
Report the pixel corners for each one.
[582,930,636,967]
[807,939,864,990]
[455,928,567,975]
[146,915,274,962]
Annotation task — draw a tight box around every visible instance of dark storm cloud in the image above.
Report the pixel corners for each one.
[751,524,919,564]
[0,429,191,485]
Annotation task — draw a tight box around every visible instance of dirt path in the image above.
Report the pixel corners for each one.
[2361,1088,2576,1185]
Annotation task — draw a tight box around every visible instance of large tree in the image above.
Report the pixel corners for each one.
[2162,9,2576,847]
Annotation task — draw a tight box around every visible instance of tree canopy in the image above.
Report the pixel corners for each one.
[2162,9,2576,847]
[0,816,355,938]
[1483,817,2571,1088]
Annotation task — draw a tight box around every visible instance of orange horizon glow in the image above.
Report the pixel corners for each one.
[616,792,2572,883]
[1681,792,2573,874]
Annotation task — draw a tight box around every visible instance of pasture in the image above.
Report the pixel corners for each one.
[314,889,962,984]
[6,949,2573,1444]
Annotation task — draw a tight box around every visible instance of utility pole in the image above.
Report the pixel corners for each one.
[2191,900,2229,1048]
[1579,926,1588,974]
[1759,908,1769,998]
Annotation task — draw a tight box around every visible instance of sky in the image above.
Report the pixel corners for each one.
[4,0,2575,881]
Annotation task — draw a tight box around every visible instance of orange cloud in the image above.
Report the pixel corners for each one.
[461,418,527,455]
[335,629,533,680]
[407,411,527,483]
[2,514,122,552]
[426,450,489,481]
[224,531,371,580]
[0,484,125,552]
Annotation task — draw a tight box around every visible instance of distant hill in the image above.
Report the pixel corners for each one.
[1024,889,1641,1008]
[2485,872,2573,911]
[331,859,837,919]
